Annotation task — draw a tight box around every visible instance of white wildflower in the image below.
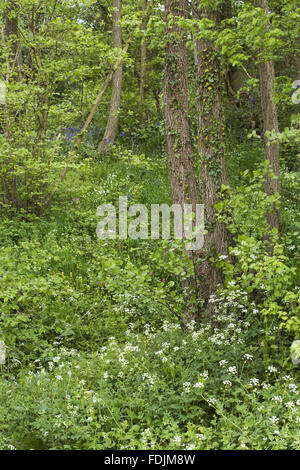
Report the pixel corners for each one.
[194,382,204,389]
[249,378,259,387]
[227,366,237,375]
[269,416,279,425]
[288,383,298,393]
[272,396,282,403]
[243,354,253,361]
[219,360,228,366]
[223,380,232,387]
[208,398,217,406]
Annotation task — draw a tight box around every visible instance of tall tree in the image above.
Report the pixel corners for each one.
[4,0,22,78]
[139,0,147,118]
[1,0,22,204]
[254,0,280,234]
[98,0,123,153]
[192,1,229,303]
[163,0,201,324]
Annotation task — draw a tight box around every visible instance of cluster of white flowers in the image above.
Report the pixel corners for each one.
[194,382,204,389]
[219,360,228,366]
[183,382,191,393]
[185,444,196,450]
[140,427,152,447]
[142,373,155,386]
[208,332,227,346]
[186,320,196,331]
[162,321,180,332]
[191,331,202,341]
[243,354,253,361]
[118,355,129,368]
[288,383,298,394]
[223,380,232,387]
[124,343,139,352]
[227,366,237,376]
[200,371,209,379]
[207,398,217,407]
[285,401,296,413]
[269,416,279,425]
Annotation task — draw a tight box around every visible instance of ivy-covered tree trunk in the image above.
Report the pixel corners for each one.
[163,0,201,324]
[4,0,22,78]
[254,0,280,234]
[1,0,23,205]
[192,2,229,304]
[139,0,147,118]
[98,0,123,153]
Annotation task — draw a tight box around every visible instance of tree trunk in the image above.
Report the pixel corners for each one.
[254,0,280,234]
[4,0,22,79]
[192,2,229,304]
[98,0,123,153]
[1,0,22,205]
[139,0,147,118]
[163,0,202,324]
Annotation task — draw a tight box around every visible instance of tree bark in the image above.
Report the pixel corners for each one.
[254,0,280,234]
[139,0,147,118]
[192,2,229,304]
[163,0,202,324]
[98,0,123,153]
[4,0,22,78]
[1,0,22,205]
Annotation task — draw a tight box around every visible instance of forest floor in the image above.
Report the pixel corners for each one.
[0,137,299,450]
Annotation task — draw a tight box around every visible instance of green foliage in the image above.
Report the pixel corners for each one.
[215,164,299,337]
[1,318,299,450]
[0,146,299,449]
[0,0,299,452]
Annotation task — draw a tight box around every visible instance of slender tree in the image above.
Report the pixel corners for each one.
[254,0,280,234]
[98,0,123,153]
